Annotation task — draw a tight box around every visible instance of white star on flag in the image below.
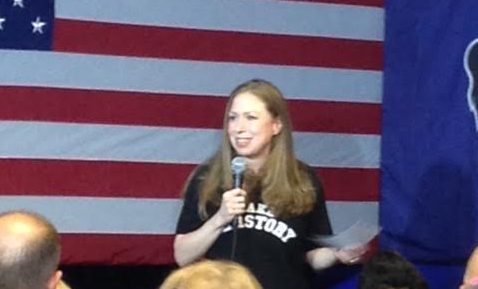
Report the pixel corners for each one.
[31,16,46,34]
[0,18,5,30]
[13,0,24,8]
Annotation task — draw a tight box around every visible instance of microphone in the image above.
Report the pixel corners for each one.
[229,156,246,261]
[231,156,246,189]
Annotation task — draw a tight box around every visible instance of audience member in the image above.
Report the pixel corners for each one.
[358,250,428,289]
[461,247,478,289]
[0,210,62,289]
[159,260,263,289]
[56,280,72,289]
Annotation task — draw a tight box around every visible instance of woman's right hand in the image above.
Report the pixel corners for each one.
[216,188,247,226]
[174,187,247,267]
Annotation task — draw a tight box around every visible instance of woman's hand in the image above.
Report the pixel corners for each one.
[306,247,338,270]
[334,244,369,265]
[174,188,247,267]
[215,188,247,227]
[306,244,368,270]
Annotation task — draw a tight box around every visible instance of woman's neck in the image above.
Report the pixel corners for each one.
[245,157,265,173]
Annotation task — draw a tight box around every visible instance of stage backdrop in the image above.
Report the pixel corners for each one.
[0,0,383,264]
[382,0,478,264]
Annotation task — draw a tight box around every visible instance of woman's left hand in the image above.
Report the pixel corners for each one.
[334,244,369,265]
[306,244,368,270]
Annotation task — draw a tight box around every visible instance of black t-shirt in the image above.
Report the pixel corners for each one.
[175,164,332,289]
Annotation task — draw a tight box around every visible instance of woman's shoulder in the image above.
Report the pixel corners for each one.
[196,162,211,174]
[296,160,323,190]
[181,161,212,189]
[189,162,211,181]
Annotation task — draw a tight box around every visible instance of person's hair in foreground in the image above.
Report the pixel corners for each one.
[56,280,72,289]
[461,247,478,289]
[0,210,62,289]
[358,250,428,289]
[159,260,263,289]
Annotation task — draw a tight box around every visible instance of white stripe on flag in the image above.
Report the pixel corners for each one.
[56,0,384,41]
[0,121,380,168]
[0,50,383,104]
[0,196,181,234]
[0,196,378,235]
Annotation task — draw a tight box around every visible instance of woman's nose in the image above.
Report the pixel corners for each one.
[235,116,247,132]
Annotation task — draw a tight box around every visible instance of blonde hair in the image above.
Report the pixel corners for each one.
[191,79,316,218]
[159,260,263,289]
[56,280,72,289]
[464,247,478,282]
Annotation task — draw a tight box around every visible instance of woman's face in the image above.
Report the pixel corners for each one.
[227,92,282,162]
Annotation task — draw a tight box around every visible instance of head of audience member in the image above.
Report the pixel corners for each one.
[358,250,428,289]
[56,280,72,289]
[461,247,478,289]
[0,210,62,289]
[159,260,263,289]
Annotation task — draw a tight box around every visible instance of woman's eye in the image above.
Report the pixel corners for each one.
[228,115,237,121]
[246,115,258,120]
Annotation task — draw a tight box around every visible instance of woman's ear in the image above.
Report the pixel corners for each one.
[272,119,283,135]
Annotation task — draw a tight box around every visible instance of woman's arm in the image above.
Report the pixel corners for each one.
[174,212,228,266]
[306,244,368,270]
[174,188,247,266]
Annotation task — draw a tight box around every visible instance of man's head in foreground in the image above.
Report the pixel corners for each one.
[0,210,62,289]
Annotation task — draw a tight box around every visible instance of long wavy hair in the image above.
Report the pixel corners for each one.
[189,79,316,219]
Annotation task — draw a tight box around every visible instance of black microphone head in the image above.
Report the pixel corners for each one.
[231,156,247,175]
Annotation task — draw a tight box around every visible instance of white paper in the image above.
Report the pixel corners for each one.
[311,221,380,249]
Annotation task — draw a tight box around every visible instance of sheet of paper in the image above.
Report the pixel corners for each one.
[311,221,380,249]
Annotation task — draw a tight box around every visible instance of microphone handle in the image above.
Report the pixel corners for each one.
[234,173,242,189]
[232,172,242,227]
[230,172,243,261]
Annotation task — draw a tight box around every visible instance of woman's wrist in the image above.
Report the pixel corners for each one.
[209,212,229,231]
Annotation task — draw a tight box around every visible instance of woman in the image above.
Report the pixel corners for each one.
[159,260,263,289]
[174,79,365,289]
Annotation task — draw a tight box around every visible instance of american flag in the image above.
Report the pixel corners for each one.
[0,0,383,265]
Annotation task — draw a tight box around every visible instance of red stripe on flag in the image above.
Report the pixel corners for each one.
[61,234,175,264]
[54,19,383,70]
[0,159,378,201]
[289,99,381,134]
[317,167,379,201]
[0,86,381,134]
[0,159,193,199]
[282,0,383,7]
[0,86,223,129]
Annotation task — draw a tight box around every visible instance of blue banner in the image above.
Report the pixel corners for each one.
[381,0,478,263]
